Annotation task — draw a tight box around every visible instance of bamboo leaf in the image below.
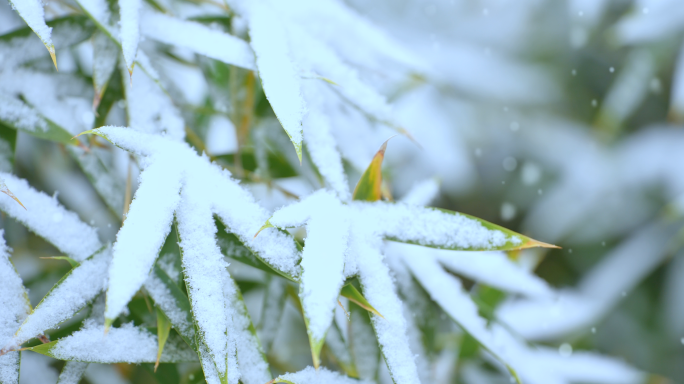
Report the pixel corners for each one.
[39,256,79,268]
[352,139,390,202]
[0,123,16,173]
[155,308,172,372]
[340,284,383,318]
[0,178,26,210]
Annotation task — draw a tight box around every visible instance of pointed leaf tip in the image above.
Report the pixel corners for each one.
[253,221,274,239]
[353,137,394,201]
[1,184,27,210]
[341,284,384,318]
[48,45,58,71]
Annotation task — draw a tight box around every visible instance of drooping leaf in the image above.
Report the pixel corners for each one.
[155,308,172,371]
[7,0,57,69]
[119,0,141,76]
[340,284,383,318]
[352,139,389,202]
[248,2,306,163]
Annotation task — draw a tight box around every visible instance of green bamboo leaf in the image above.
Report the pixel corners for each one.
[155,308,172,372]
[341,284,383,318]
[39,256,79,268]
[352,139,390,202]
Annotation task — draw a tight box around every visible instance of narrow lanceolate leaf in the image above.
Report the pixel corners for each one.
[248,2,306,163]
[0,178,25,210]
[176,171,231,384]
[0,172,102,262]
[10,247,110,349]
[268,190,349,368]
[401,253,522,384]
[366,203,558,251]
[104,151,183,327]
[353,139,389,201]
[119,0,141,76]
[340,284,383,318]
[222,268,271,384]
[7,0,57,69]
[92,30,119,110]
[272,366,371,384]
[155,308,171,371]
[141,11,255,70]
[0,231,32,384]
[28,324,197,363]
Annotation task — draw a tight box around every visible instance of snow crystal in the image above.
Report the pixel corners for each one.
[12,247,110,348]
[0,172,102,262]
[248,1,306,158]
[276,366,373,384]
[50,321,197,363]
[142,10,255,70]
[105,152,183,323]
[119,0,141,73]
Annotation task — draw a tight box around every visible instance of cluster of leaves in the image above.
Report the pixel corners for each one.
[1,0,680,384]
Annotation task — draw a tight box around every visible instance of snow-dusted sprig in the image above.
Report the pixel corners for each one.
[77,125,297,383]
[6,0,58,69]
[256,141,557,382]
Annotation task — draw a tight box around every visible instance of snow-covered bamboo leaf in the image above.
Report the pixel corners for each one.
[267,190,349,368]
[0,231,32,384]
[141,11,255,70]
[248,2,306,163]
[400,251,522,383]
[104,150,183,327]
[379,204,558,251]
[28,323,197,363]
[92,30,119,110]
[353,139,389,202]
[9,246,110,350]
[0,172,102,262]
[56,361,88,384]
[271,366,371,384]
[340,284,383,318]
[7,0,57,69]
[155,307,171,371]
[119,0,141,76]
[222,268,271,384]
[66,146,126,217]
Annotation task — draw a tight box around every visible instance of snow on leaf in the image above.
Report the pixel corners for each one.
[7,0,57,69]
[0,94,75,144]
[104,149,183,327]
[272,366,372,384]
[56,361,89,384]
[9,246,110,349]
[247,1,306,163]
[66,146,126,217]
[353,139,390,202]
[0,172,102,262]
[141,10,255,71]
[267,190,349,367]
[119,0,141,76]
[28,322,197,363]
[222,268,271,384]
[91,30,118,110]
[0,231,32,384]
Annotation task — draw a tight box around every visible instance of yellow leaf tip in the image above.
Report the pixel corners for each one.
[253,221,274,239]
[47,45,58,71]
